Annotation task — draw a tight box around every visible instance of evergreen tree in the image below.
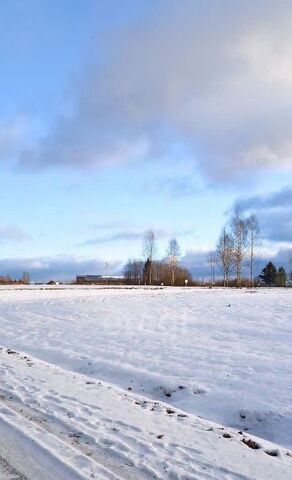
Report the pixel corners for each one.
[276,266,287,287]
[143,258,152,285]
[260,261,277,286]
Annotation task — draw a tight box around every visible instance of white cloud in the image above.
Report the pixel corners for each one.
[18,0,292,181]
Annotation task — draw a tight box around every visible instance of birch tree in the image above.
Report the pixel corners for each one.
[208,251,216,285]
[143,229,156,285]
[230,209,249,287]
[246,214,260,287]
[167,238,180,286]
[216,228,234,287]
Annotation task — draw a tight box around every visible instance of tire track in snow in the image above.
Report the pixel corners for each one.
[0,455,28,480]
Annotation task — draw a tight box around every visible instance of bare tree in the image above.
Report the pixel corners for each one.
[21,272,30,284]
[124,259,144,284]
[143,230,156,285]
[124,259,133,282]
[167,238,181,286]
[208,251,216,285]
[133,259,144,284]
[216,228,234,287]
[155,260,192,286]
[246,214,260,287]
[230,209,249,287]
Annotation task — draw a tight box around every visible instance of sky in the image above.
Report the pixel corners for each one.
[1,0,292,281]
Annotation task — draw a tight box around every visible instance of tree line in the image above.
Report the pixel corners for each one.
[214,208,290,287]
[0,272,30,285]
[215,209,260,287]
[124,230,193,286]
[259,262,288,287]
[123,217,291,287]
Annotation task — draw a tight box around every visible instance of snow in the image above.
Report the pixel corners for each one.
[0,286,291,478]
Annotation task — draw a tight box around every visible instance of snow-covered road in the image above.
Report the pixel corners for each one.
[0,286,291,478]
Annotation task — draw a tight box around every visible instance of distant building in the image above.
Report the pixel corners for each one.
[76,275,123,285]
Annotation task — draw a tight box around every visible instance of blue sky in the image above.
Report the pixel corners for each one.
[1,0,292,281]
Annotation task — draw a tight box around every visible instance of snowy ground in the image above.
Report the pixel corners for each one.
[0,286,291,478]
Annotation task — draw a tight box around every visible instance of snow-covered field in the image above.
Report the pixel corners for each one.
[0,286,291,479]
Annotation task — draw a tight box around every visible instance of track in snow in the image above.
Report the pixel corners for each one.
[0,455,28,480]
[0,346,291,480]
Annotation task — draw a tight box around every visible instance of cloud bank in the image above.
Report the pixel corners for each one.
[182,246,292,281]
[236,186,292,243]
[19,0,292,181]
[0,255,122,282]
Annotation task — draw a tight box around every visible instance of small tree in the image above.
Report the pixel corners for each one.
[276,266,287,287]
[260,261,277,286]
